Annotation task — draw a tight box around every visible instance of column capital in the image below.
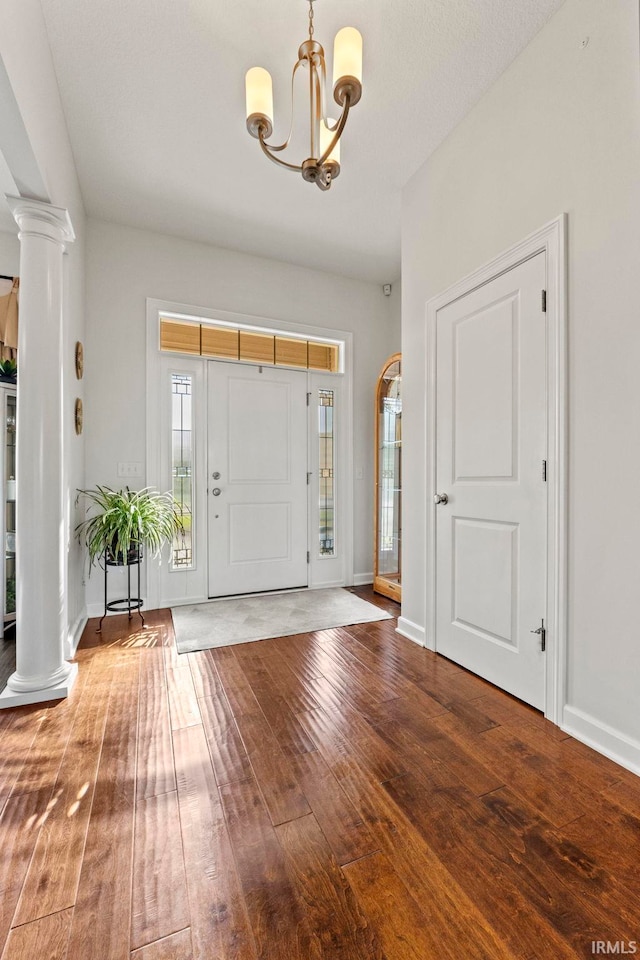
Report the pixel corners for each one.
[5,195,75,246]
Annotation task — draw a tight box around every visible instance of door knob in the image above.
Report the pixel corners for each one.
[212,472,221,480]
[212,487,222,496]
[433,492,449,505]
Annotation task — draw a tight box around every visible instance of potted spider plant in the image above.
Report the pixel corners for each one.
[75,485,183,568]
[0,359,17,384]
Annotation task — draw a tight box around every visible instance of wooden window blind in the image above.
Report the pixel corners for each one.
[275,336,308,368]
[201,325,239,360]
[160,317,340,373]
[160,319,200,355]
[308,341,339,372]
[239,331,275,363]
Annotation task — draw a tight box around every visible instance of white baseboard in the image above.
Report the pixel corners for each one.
[562,705,640,778]
[86,599,150,619]
[396,616,427,648]
[164,596,208,608]
[66,610,88,658]
[353,572,373,586]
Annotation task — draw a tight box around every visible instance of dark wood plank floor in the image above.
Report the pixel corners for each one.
[0,629,16,693]
[0,586,639,960]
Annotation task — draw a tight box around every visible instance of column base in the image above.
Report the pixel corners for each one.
[7,658,75,692]
[0,662,78,709]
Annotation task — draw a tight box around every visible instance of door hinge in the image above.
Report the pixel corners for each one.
[542,459,547,482]
[307,471,312,485]
[307,550,310,564]
[307,392,311,406]
[541,289,547,313]
[530,619,546,652]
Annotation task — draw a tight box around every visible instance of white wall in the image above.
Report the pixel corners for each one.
[402,0,640,767]
[387,280,401,337]
[0,229,19,274]
[85,218,400,607]
[0,0,87,650]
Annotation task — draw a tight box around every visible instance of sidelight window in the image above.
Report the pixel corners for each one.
[318,389,335,556]
[171,374,194,569]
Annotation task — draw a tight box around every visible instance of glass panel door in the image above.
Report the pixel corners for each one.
[374,355,402,602]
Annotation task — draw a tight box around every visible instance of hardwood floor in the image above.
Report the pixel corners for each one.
[0,629,16,692]
[0,586,639,959]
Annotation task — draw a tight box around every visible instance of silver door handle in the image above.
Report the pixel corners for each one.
[433,492,449,505]
[212,472,221,480]
[212,487,222,496]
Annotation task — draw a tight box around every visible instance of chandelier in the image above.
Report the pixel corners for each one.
[245,0,363,191]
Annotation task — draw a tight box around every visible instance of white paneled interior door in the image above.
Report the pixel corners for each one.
[435,252,547,709]
[207,361,308,597]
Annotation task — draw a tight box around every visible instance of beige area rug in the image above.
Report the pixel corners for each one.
[171,587,392,654]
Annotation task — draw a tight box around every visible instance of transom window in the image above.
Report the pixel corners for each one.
[160,316,340,373]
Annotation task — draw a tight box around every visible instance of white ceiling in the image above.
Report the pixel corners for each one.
[38,0,565,283]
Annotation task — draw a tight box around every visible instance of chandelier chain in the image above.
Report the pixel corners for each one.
[308,0,314,39]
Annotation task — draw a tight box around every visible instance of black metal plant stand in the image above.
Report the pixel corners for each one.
[97,546,145,633]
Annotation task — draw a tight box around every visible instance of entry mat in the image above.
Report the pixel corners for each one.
[171,587,393,654]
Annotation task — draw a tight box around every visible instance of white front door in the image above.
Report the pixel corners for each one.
[207,361,308,597]
[435,252,547,709]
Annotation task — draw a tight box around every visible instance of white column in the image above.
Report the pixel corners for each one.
[0,196,78,706]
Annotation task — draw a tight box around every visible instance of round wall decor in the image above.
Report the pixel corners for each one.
[74,397,83,435]
[75,341,84,379]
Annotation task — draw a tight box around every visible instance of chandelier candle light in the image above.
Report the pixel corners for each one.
[245,0,363,191]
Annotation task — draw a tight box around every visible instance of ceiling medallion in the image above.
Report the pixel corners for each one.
[245,0,362,191]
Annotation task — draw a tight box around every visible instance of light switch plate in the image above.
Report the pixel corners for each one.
[117,461,143,479]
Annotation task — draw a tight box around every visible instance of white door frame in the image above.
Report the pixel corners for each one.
[425,215,567,725]
[144,298,354,612]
